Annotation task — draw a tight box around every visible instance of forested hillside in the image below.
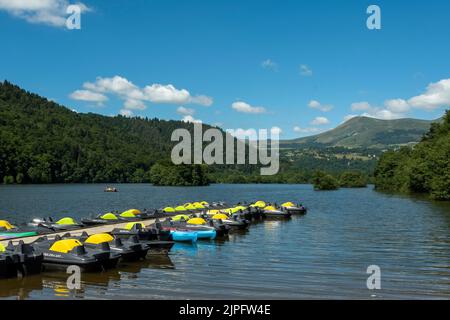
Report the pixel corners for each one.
[0,81,203,184]
[374,110,450,200]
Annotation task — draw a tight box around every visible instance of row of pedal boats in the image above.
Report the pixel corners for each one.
[1,200,306,279]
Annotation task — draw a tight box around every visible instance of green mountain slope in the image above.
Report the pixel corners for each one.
[0,81,206,183]
[282,116,438,149]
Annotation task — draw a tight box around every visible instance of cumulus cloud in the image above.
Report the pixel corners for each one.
[384,98,410,113]
[231,101,267,114]
[69,90,108,105]
[408,79,450,110]
[0,0,90,27]
[124,99,146,110]
[300,64,312,76]
[182,115,202,124]
[261,59,278,71]
[176,106,195,116]
[308,100,333,112]
[351,101,372,111]
[70,75,213,113]
[349,78,450,120]
[119,109,134,117]
[310,116,330,125]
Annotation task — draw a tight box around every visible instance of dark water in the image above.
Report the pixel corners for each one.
[1,184,449,300]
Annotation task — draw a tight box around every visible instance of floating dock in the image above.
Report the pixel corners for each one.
[0,218,157,246]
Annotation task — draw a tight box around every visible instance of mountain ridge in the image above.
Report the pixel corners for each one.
[281,116,440,149]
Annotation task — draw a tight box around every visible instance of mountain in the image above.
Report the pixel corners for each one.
[282,116,439,149]
[0,81,210,184]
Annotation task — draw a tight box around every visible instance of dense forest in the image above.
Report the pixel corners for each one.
[374,110,450,200]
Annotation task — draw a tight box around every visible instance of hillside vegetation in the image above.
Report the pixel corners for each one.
[374,110,450,200]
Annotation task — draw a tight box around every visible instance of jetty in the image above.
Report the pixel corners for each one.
[0,218,157,246]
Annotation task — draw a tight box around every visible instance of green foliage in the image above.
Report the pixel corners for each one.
[148,162,209,186]
[374,110,450,200]
[0,81,195,184]
[339,170,368,188]
[312,170,339,191]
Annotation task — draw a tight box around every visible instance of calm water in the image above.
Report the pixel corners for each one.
[0,184,449,300]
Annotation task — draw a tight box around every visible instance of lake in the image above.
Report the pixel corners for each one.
[0,184,449,299]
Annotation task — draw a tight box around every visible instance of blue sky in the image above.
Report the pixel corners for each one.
[0,0,449,139]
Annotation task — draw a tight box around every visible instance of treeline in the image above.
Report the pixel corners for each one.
[374,110,450,200]
[312,170,368,190]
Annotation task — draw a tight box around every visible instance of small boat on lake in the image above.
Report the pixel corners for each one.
[280,202,307,214]
[104,187,118,192]
[262,205,292,219]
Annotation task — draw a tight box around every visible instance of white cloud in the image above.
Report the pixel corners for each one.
[308,100,333,112]
[362,109,405,120]
[0,0,90,27]
[70,75,213,113]
[311,116,330,125]
[69,90,108,105]
[262,59,278,71]
[143,84,190,104]
[300,64,312,76]
[231,101,267,114]
[408,78,450,110]
[124,99,146,110]
[351,101,372,111]
[349,78,450,120]
[119,109,134,117]
[189,95,213,107]
[182,115,202,124]
[384,98,410,113]
[176,106,195,116]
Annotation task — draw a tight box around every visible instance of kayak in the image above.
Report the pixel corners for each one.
[170,230,198,243]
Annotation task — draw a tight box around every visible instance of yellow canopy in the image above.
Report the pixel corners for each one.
[264,206,276,211]
[125,222,145,230]
[163,207,176,213]
[185,203,197,210]
[85,233,114,244]
[253,201,266,208]
[187,218,206,225]
[200,201,209,206]
[55,217,77,225]
[193,202,205,209]
[100,213,118,220]
[120,209,141,217]
[221,208,234,214]
[183,203,193,207]
[234,206,247,211]
[282,202,295,207]
[175,206,187,212]
[50,239,83,253]
[0,220,15,230]
[0,243,5,252]
[172,214,190,221]
[212,214,228,220]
